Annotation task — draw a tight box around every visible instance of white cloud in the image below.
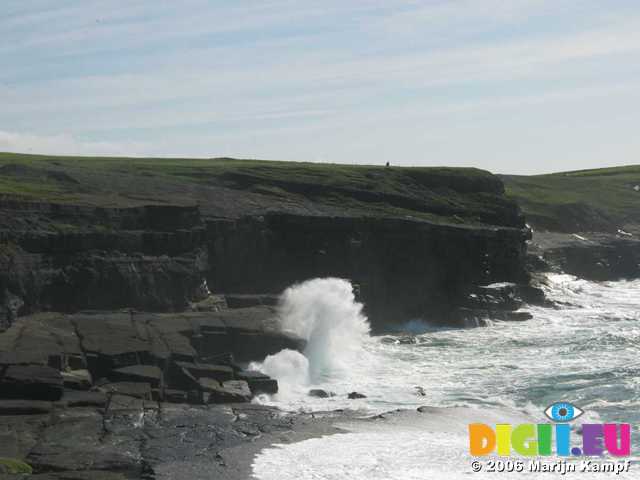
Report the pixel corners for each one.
[1,1,640,173]
[0,130,153,157]
[377,0,560,35]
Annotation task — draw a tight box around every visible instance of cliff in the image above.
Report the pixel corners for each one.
[0,153,538,478]
[501,166,640,280]
[1,152,533,330]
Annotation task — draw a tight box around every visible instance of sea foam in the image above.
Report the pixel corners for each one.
[250,277,370,398]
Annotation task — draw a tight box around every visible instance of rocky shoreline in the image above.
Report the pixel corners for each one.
[2,155,638,478]
[0,396,348,480]
[0,155,536,331]
[528,230,640,281]
[0,301,319,478]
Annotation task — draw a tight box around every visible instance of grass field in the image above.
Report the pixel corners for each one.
[0,152,518,227]
[500,166,640,232]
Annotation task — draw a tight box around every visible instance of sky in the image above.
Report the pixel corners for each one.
[1,1,640,174]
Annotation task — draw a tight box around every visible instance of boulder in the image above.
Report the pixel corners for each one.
[61,370,92,391]
[0,365,63,401]
[172,361,234,383]
[237,370,278,395]
[465,282,523,312]
[204,380,251,403]
[308,389,334,398]
[397,336,417,345]
[502,311,533,322]
[347,391,367,399]
[110,365,163,388]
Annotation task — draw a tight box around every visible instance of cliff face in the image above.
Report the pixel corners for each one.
[0,153,534,330]
[208,214,529,327]
[0,156,536,473]
[0,202,209,328]
[0,206,531,331]
[501,166,640,280]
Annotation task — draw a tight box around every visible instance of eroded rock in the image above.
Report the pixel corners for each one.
[0,365,63,401]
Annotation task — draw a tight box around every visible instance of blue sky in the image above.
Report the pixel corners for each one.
[1,0,640,174]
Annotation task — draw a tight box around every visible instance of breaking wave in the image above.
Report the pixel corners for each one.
[251,278,370,398]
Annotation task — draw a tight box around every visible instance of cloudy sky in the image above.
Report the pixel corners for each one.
[1,1,640,174]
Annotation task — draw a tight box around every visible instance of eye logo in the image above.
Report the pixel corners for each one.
[544,402,584,422]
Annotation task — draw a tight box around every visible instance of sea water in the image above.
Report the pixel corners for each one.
[250,275,640,479]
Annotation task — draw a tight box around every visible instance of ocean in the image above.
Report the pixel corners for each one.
[249,275,639,478]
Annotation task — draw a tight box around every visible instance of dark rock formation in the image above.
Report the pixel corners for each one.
[237,370,278,395]
[529,231,640,281]
[308,389,335,398]
[455,281,543,326]
[0,202,209,325]
[0,159,543,478]
[13,401,335,480]
[205,380,252,403]
[0,400,53,415]
[1,175,532,332]
[58,390,107,408]
[0,366,63,401]
[110,366,163,388]
[0,309,292,408]
[347,391,367,399]
[207,214,530,328]
[61,370,92,391]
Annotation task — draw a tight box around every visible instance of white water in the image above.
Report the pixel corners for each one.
[250,277,369,399]
[251,275,640,479]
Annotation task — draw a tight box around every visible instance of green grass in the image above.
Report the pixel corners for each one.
[0,175,65,198]
[0,152,492,196]
[0,457,33,474]
[0,152,519,228]
[500,165,640,232]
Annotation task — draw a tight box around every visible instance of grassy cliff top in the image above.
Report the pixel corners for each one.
[0,152,521,228]
[501,165,640,233]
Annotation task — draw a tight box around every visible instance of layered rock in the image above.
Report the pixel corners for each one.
[207,214,532,328]
[0,308,297,405]
[528,231,640,280]
[1,160,535,331]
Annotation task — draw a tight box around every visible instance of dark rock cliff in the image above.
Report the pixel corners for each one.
[0,155,539,478]
[527,231,640,281]
[208,214,530,327]
[1,200,532,331]
[501,167,640,280]
[0,154,537,331]
[0,202,209,328]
